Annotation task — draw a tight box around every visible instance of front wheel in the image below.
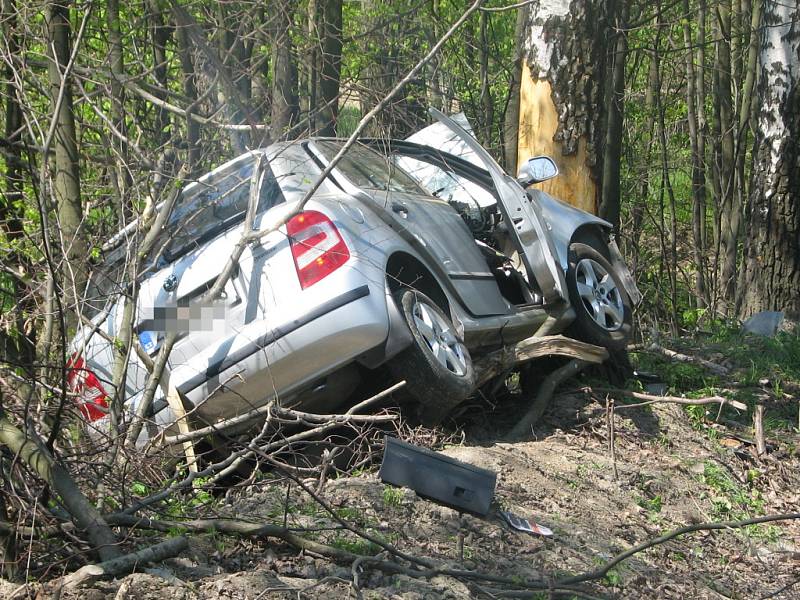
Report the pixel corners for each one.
[387,289,475,426]
[566,243,632,351]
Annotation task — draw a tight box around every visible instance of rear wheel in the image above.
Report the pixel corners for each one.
[388,288,475,426]
[566,242,632,351]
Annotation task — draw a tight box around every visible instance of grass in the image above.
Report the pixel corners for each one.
[631,327,800,435]
[382,485,404,508]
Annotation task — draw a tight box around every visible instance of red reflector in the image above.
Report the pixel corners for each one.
[286,210,350,289]
[67,355,109,422]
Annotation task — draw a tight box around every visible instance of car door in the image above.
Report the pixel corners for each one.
[307,140,510,317]
[423,109,568,305]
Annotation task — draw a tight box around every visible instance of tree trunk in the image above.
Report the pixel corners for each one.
[176,19,201,175]
[682,0,708,307]
[0,416,122,561]
[147,0,171,146]
[517,0,611,214]
[715,0,738,313]
[106,0,131,211]
[599,1,627,231]
[317,0,342,137]
[739,1,800,319]
[47,0,87,327]
[271,0,299,137]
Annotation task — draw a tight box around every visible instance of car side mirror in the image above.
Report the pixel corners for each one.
[517,156,559,187]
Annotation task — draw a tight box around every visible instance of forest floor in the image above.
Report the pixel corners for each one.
[3,330,800,599]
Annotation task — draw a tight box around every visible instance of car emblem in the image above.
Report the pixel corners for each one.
[163,274,178,292]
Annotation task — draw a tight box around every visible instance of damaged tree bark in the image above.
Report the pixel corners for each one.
[516,0,613,215]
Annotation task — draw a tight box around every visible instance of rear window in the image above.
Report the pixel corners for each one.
[315,141,426,195]
[83,157,284,318]
[150,159,283,268]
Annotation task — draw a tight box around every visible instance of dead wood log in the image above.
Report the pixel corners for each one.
[474,334,608,388]
[0,416,122,561]
[507,358,594,439]
[56,535,188,590]
[644,342,730,376]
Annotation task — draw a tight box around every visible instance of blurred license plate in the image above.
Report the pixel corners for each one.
[138,331,158,354]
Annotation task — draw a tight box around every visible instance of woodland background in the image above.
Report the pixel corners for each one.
[0,0,799,596]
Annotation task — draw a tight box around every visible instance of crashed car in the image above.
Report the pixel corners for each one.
[69,109,639,441]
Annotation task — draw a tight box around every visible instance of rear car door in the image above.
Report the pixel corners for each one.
[309,140,510,317]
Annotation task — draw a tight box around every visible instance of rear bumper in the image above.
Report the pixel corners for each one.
[172,284,391,421]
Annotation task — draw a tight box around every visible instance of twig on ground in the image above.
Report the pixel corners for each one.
[582,387,747,412]
[640,343,730,376]
[556,512,800,586]
[753,404,767,456]
[606,395,618,480]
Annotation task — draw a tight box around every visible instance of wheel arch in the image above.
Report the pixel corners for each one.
[385,251,450,315]
[570,224,612,259]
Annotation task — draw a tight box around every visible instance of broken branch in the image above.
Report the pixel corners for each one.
[584,388,748,411]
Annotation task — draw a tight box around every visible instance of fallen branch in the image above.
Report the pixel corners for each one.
[556,512,800,587]
[161,380,405,447]
[0,416,122,561]
[475,334,608,388]
[583,387,748,412]
[55,536,188,590]
[642,342,730,376]
[507,359,594,439]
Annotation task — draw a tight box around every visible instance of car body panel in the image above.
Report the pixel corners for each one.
[69,110,636,443]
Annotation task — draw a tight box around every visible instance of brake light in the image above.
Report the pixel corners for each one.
[287,211,350,289]
[66,355,109,422]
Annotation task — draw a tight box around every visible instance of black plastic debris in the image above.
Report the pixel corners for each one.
[378,436,496,516]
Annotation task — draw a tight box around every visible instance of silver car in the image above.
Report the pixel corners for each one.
[68,110,638,440]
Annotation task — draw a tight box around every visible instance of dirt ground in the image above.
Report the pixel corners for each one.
[3,379,795,600]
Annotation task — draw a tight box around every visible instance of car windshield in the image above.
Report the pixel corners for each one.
[83,156,284,318]
[315,141,426,195]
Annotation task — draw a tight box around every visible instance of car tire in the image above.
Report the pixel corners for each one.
[388,288,475,426]
[566,242,632,351]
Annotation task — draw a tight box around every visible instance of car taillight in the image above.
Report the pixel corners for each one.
[286,210,350,289]
[66,355,109,422]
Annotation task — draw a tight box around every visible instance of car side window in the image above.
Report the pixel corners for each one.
[315,141,425,195]
[393,155,496,208]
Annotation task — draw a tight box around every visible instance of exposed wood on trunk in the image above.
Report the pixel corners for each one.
[517,0,613,215]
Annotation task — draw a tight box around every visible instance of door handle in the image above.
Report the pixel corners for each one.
[391,202,409,217]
